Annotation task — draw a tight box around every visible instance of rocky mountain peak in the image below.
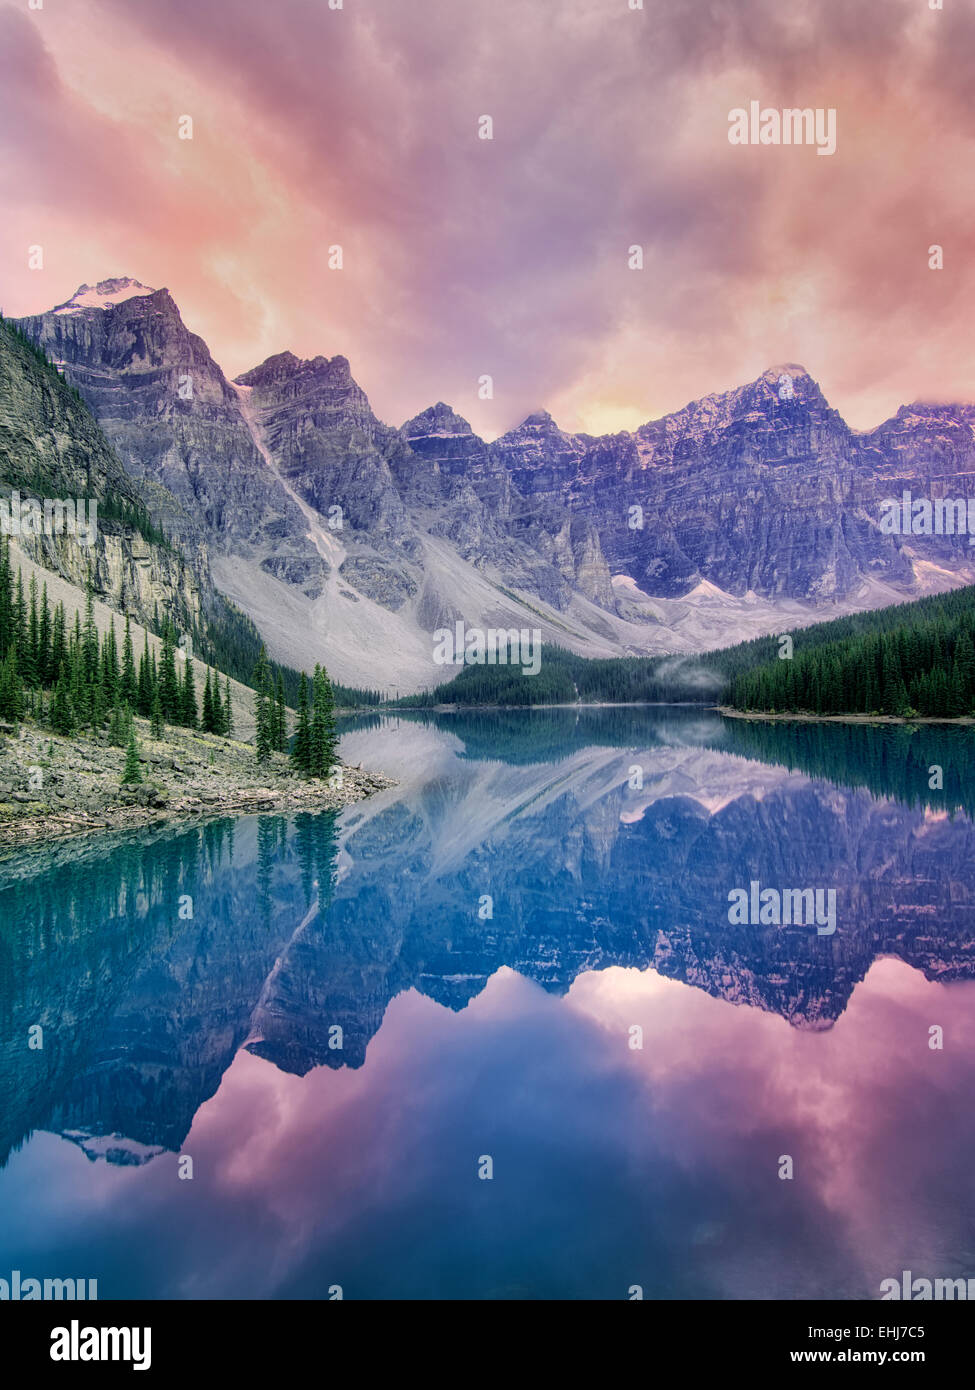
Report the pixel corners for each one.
[515,408,563,434]
[493,409,584,470]
[762,361,810,382]
[894,399,974,422]
[638,364,830,446]
[234,351,300,386]
[495,409,578,452]
[234,351,354,391]
[752,363,827,409]
[52,278,157,315]
[18,283,222,385]
[402,402,474,439]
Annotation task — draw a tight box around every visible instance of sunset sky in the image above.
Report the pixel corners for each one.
[2,0,973,439]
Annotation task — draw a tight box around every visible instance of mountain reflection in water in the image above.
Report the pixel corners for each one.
[1,708,973,1299]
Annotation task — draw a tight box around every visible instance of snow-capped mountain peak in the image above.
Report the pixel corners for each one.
[52,278,156,316]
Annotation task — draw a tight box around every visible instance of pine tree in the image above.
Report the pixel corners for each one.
[274,671,287,752]
[202,668,216,733]
[121,726,143,785]
[101,617,119,703]
[158,625,180,721]
[0,647,24,721]
[23,575,39,689]
[37,582,51,685]
[291,673,312,775]
[309,663,338,777]
[108,699,131,747]
[150,686,165,739]
[90,673,108,732]
[0,536,12,656]
[50,665,75,735]
[948,658,967,717]
[180,656,198,729]
[69,639,91,728]
[13,571,27,660]
[954,630,975,712]
[253,646,273,763]
[137,632,153,715]
[931,667,949,717]
[50,601,66,681]
[82,570,99,684]
[211,670,228,737]
[223,676,234,738]
[121,615,137,706]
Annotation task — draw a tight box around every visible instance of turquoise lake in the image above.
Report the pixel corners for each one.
[1,708,974,1299]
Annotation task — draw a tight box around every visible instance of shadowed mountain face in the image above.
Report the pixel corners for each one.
[16,289,975,688]
[2,709,974,1170]
[14,287,319,574]
[0,315,204,636]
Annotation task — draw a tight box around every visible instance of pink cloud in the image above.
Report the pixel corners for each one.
[2,0,973,438]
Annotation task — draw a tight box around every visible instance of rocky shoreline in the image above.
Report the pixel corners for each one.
[0,717,395,856]
[719,706,975,726]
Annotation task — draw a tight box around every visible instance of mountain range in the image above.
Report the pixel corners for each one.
[15,278,975,692]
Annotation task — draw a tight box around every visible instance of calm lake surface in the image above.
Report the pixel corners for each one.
[1,707,974,1300]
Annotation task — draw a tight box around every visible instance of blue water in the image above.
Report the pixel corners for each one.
[1,707,974,1299]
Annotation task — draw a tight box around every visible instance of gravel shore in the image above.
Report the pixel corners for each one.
[0,717,394,855]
